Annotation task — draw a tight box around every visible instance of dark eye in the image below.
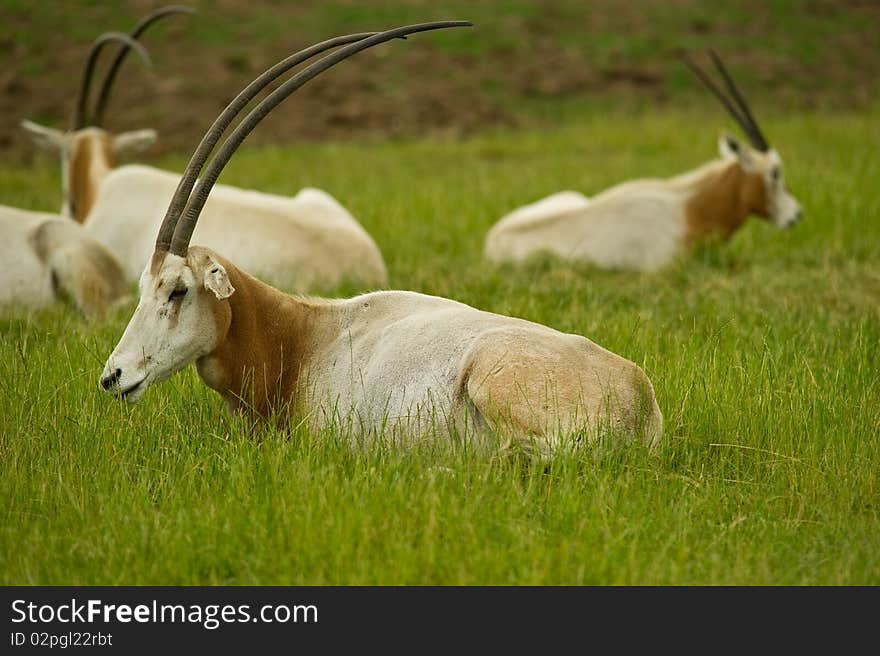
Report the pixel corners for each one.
[771,167,781,182]
[168,286,188,302]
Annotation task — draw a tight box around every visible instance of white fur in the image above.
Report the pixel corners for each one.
[21,123,386,291]
[20,123,155,218]
[0,206,59,309]
[86,165,388,290]
[485,136,801,271]
[103,253,222,401]
[486,182,686,272]
[302,290,640,440]
[495,191,592,229]
[761,149,801,228]
[103,252,663,454]
[0,204,127,314]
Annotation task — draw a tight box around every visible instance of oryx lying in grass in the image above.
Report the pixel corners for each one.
[22,7,387,291]
[100,23,662,458]
[484,50,802,272]
[1,28,149,316]
[0,205,127,316]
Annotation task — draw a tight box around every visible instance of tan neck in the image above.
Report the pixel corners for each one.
[69,131,115,223]
[196,259,329,419]
[683,159,767,242]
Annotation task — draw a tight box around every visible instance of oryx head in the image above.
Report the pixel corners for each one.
[100,20,472,403]
[100,247,235,402]
[686,49,802,228]
[20,6,196,222]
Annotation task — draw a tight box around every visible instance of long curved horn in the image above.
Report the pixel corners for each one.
[73,32,153,129]
[683,55,750,133]
[684,51,770,152]
[707,49,769,152]
[163,20,472,256]
[154,31,380,253]
[93,5,197,127]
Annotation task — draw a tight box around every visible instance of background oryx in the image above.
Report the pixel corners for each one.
[1,28,150,316]
[20,6,387,292]
[100,23,663,458]
[484,50,802,272]
[20,6,193,222]
[0,205,128,316]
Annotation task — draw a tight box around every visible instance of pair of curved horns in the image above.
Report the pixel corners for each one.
[684,49,770,152]
[73,5,196,129]
[157,20,472,257]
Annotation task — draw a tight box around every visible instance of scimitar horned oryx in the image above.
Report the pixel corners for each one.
[100,22,662,458]
[484,49,802,272]
[0,204,128,316]
[22,6,388,291]
[1,27,156,316]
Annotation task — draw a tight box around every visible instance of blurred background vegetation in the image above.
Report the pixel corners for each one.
[1,0,878,158]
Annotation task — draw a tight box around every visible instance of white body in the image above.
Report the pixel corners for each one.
[103,248,662,457]
[18,122,389,292]
[0,204,128,314]
[302,289,660,447]
[87,164,388,290]
[485,137,802,272]
[0,206,60,309]
[486,187,685,272]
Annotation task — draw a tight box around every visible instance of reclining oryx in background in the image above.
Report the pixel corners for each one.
[100,23,663,458]
[0,205,128,316]
[22,6,387,291]
[484,50,802,272]
[0,29,155,316]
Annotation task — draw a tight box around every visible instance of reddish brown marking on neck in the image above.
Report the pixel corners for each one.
[69,132,115,223]
[195,254,324,421]
[684,161,768,243]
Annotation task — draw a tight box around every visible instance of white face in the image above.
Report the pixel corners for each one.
[761,150,802,228]
[100,250,234,403]
[20,120,157,219]
[718,135,802,228]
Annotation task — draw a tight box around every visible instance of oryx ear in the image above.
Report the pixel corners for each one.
[203,257,235,300]
[112,129,157,157]
[20,119,66,153]
[718,133,755,170]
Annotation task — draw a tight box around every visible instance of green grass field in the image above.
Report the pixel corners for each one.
[1,105,879,584]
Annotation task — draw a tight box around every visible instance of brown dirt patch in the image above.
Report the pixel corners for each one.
[1,0,878,161]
